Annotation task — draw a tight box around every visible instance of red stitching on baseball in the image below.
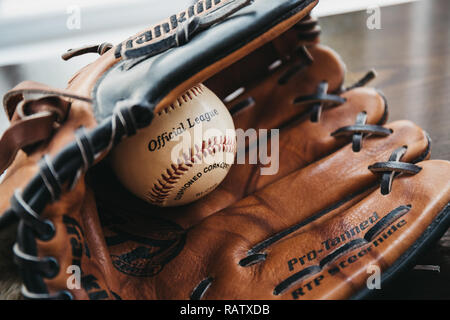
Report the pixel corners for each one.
[147,136,236,204]
[157,84,204,116]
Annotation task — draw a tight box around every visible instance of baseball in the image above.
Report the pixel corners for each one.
[110,83,236,207]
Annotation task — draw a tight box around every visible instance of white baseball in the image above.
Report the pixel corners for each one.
[110,83,236,207]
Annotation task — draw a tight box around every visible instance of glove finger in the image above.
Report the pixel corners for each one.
[198,160,449,300]
[225,44,346,132]
[243,86,387,193]
[264,160,450,300]
[172,120,430,299]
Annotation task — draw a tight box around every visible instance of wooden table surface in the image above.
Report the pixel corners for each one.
[319,0,449,299]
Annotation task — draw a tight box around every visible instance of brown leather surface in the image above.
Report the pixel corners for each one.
[37,63,449,299]
[0,82,89,176]
[0,3,449,301]
[2,80,91,119]
[44,117,446,300]
[36,37,355,299]
[0,112,56,174]
[210,44,346,132]
[196,160,450,300]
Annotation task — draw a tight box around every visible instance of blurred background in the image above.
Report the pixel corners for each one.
[0,0,416,132]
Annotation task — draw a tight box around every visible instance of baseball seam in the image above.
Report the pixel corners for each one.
[148,136,236,204]
[157,84,204,116]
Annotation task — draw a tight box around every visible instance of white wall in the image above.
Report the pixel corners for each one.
[0,0,417,66]
[0,0,418,133]
[314,0,417,16]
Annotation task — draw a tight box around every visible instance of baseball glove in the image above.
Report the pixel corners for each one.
[0,0,449,300]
